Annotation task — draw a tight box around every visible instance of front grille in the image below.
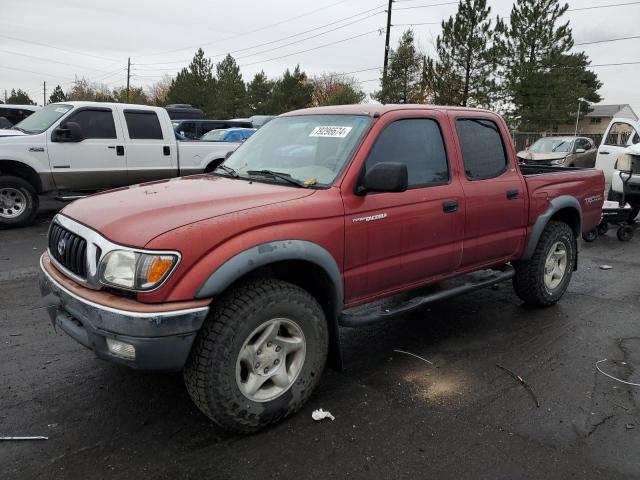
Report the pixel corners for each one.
[48,222,88,278]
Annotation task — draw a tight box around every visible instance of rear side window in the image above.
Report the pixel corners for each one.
[456,119,507,180]
[65,109,116,139]
[605,122,638,146]
[365,118,449,188]
[124,111,163,140]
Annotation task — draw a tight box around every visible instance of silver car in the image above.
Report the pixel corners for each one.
[517,136,597,168]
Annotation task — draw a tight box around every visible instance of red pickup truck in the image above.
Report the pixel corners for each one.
[40,105,604,432]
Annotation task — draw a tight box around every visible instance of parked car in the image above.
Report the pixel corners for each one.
[200,127,256,141]
[164,104,204,120]
[0,104,40,133]
[595,117,640,185]
[172,119,253,140]
[39,104,604,433]
[230,115,276,129]
[517,136,597,167]
[0,102,246,227]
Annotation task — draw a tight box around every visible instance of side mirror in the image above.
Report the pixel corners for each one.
[575,148,586,154]
[52,122,83,142]
[615,155,633,174]
[358,162,408,195]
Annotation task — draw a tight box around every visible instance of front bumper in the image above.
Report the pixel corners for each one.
[39,253,210,371]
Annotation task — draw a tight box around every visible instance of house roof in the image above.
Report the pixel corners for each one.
[586,103,638,119]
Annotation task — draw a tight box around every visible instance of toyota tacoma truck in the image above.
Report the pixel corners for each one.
[40,105,604,433]
[0,101,243,227]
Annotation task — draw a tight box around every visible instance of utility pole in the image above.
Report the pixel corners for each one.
[43,81,46,106]
[126,57,131,102]
[382,0,393,80]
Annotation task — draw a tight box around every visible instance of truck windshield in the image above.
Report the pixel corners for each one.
[223,114,371,186]
[12,104,73,134]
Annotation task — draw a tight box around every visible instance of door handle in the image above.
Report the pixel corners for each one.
[506,189,520,200]
[107,146,115,149]
[163,146,170,156]
[442,200,458,213]
[116,146,124,156]
[600,151,610,155]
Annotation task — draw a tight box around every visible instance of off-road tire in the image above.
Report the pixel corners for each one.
[0,175,39,228]
[513,221,576,307]
[183,279,329,433]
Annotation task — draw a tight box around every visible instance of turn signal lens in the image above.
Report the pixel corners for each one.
[147,257,175,284]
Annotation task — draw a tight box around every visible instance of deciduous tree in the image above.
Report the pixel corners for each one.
[311,72,366,106]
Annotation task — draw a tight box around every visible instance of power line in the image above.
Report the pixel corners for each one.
[0,48,110,73]
[395,1,458,11]
[568,1,640,12]
[235,12,384,61]
[240,28,386,68]
[0,33,120,62]
[135,0,352,59]
[0,64,75,82]
[393,21,441,26]
[134,5,386,67]
[576,34,640,46]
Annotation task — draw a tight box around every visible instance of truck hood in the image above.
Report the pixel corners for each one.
[517,151,570,162]
[61,175,316,246]
[0,129,27,137]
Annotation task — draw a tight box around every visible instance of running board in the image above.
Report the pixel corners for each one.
[339,266,515,328]
[55,195,87,201]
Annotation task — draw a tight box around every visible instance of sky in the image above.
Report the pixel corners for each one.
[1,0,639,114]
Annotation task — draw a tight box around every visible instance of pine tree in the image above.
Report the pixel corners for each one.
[48,85,67,104]
[6,89,35,105]
[166,48,215,115]
[267,66,313,114]
[425,0,498,107]
[246,71,274,115]
[497,0,601,130]
[212,54,246,118]
[373,30,422,104]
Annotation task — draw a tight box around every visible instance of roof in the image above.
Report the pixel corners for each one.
[281,104,495,117]
[586,103,638,119]
[51,101,165,111]
[0,104,40,110]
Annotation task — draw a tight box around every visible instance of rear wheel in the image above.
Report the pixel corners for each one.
[513,221,576,306]
[582,229,598,242]
[183,279,328,433]
[0,176,39,228]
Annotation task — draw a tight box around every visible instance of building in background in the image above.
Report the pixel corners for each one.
[566,104,639,135]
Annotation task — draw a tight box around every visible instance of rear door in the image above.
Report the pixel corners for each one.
[47,106,127,191]
[451,113,527,269]
[596,119,640,185]
[118,108,178,184]
[343,111,465,302]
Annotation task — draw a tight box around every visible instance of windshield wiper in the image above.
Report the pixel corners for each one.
[213,164,239,178]
[246,170,308,188]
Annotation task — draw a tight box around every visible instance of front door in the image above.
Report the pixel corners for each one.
[343,113,465,304]
[451,114,527,269]
[47,107,127,191]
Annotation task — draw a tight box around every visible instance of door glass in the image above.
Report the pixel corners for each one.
[365,118,449,188]
[124,111,163,139]
[456,119,507,180]
[177,122,197,139]
[605,122,637,146]
[65,109,116,139]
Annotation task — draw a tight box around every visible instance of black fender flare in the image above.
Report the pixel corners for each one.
[522,195,582,260]
[195,240,343,311]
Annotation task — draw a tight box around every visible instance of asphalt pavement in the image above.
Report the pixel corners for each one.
[1,202,640,479]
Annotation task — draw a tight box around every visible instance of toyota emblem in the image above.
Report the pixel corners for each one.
[57,238,66,256]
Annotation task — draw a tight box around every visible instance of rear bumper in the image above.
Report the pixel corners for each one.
[39,253,210,371]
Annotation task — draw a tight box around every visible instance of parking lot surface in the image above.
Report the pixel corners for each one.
[2,203,640,479]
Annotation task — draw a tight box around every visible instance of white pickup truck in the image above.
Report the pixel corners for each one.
[0,101,242,227]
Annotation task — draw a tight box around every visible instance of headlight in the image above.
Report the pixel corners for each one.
[99,250,179,291]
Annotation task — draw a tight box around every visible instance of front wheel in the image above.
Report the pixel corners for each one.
[0,176,39,228]
[183,279,328,433]
[513,221,576,307]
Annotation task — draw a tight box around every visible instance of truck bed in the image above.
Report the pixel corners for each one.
[519,164,590,176]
